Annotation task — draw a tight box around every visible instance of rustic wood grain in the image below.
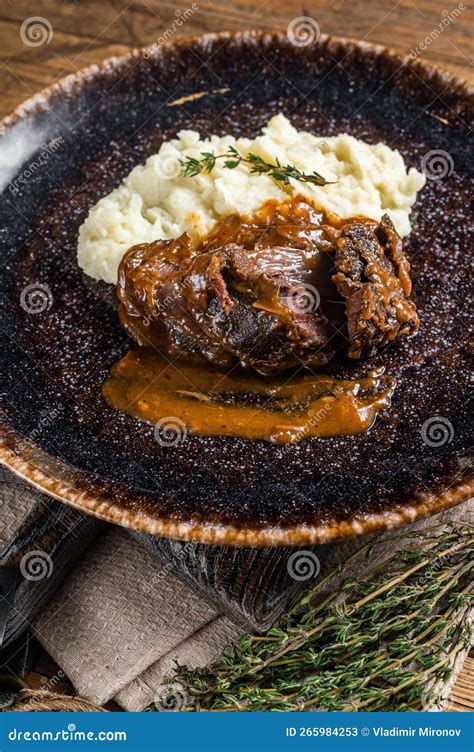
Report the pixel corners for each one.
[0,0,472,120]
[134,533,314,631]
[446,656,474,712]
[1,0,472,711]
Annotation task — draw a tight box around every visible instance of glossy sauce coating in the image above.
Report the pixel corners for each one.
[116,198,378,373]
[103,348,394,444]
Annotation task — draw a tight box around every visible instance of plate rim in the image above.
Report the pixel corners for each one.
[1,30,472,546]
[1,436,472,546]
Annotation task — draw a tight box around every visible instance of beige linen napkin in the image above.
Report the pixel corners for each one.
[33,528,241,710]
[1,468,472,711]
[0,467,38,548]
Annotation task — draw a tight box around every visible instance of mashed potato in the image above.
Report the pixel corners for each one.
[78,114,425,284]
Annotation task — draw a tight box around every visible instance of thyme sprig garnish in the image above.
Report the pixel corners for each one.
[150,525,473,712]
[180,145,332,187]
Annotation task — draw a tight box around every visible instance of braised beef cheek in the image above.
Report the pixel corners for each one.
[117,198,419,373]
[332,215,420,359]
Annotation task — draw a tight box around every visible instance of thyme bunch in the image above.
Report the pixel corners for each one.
[151,525,472,712]
[180,146,332,187]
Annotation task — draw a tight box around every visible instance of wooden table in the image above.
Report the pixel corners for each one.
[0,0,472,120]
[1,0,472,712]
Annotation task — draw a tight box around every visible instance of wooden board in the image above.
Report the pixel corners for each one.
[446,657,474,712]
[1,0,472,711]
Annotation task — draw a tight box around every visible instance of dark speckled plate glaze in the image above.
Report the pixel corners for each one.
[0,32,472,546]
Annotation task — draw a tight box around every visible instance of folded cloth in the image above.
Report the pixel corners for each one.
[1,468,472,711]
[0,468,102,648]
[0,468,38,547]
[33,528,241,709]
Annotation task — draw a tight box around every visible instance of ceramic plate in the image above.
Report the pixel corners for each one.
[1,32,472,545]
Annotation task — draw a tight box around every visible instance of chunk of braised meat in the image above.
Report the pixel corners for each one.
[117,199,419,373]
[332,215,419,359]
[117,211,342,374]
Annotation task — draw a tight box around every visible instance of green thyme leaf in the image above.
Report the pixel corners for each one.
[179,146,333,188]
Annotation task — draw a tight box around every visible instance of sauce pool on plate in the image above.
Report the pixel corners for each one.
[103,348,394,444]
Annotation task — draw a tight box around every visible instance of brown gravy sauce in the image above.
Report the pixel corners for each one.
[103,347,394,444]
